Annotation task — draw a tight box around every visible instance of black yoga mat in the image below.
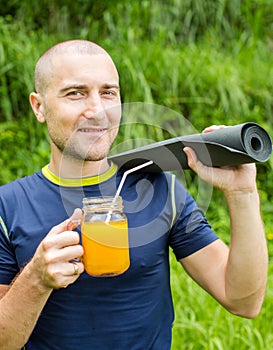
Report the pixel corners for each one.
[109,122,272,172]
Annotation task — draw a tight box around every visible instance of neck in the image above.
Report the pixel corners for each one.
[48,154,110,178]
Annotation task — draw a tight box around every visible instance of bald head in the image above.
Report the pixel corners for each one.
[34,40,111,94]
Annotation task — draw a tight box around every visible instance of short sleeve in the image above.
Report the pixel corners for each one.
[0,216,18,284]
[169,178,218,260]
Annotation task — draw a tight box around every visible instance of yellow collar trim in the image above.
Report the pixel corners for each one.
[41,163,118,187]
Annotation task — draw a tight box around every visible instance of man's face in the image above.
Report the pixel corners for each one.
[39,53,121,161]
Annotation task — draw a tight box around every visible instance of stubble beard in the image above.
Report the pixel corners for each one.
[51,127,119,162]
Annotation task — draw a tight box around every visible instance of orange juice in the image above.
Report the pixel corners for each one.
[81,219,130,277]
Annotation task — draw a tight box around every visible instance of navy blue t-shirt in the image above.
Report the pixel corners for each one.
[0,163,218,349]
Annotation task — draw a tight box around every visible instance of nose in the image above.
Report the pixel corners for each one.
[82,93,105,120]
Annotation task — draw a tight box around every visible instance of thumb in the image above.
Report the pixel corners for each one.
[67,208,83,230]
[48,208,83,236]
[183,147,199,172]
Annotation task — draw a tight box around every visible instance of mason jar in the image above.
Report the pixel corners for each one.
[81,196,130,277]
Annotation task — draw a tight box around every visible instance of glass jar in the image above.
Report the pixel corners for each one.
[81,196,130,277]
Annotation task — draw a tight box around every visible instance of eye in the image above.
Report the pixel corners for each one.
[67,90,84,97]
[101,89,119,98]
[102,90,114,95]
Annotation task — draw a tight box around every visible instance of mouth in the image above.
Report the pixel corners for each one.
[77,127,108,134]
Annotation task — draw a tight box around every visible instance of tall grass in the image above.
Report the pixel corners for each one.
[1,1,273,348]
[170,249,273,349]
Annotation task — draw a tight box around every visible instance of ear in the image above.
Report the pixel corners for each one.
[29,92,46,123]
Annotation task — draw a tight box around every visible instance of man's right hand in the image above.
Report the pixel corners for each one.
[30,208,84,290]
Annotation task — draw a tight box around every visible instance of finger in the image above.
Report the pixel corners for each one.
[67,208,83,230]
[68,261,84,277]
[202,124,227,133]
[48,208,82,237]
[183,146,199,171]
[43,231,84,255]
[47,261,84,289]
[183,146,215,184]
[46,242,84,263]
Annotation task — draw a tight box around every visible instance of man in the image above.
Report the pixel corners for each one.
[0,40,268,349]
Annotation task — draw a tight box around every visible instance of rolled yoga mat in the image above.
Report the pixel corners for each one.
[109,122,272,172]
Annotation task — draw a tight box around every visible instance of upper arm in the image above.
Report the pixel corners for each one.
[180,239,229,306]
[0,284,10,300]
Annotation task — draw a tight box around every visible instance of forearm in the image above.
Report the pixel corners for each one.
[0,261,52,349]
[224,187,268,317]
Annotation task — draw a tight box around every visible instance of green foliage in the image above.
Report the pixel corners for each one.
[170,250,273,349]
[0,1,273,348]
[0,122,50,183]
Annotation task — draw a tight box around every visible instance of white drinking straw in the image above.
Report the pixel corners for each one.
[105,160,153,223]
[114,160,153,200]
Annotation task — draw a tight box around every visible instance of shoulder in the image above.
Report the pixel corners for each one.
[0,171,41,188]
[0,171,43,200]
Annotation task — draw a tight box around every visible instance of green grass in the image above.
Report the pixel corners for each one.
[170,247,273,350]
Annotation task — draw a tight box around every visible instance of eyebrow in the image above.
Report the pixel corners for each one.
[58,83,120,95]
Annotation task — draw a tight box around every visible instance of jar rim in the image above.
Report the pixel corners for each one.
[82,196,123,207]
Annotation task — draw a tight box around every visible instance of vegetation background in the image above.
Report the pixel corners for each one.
[0,0,273,348]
